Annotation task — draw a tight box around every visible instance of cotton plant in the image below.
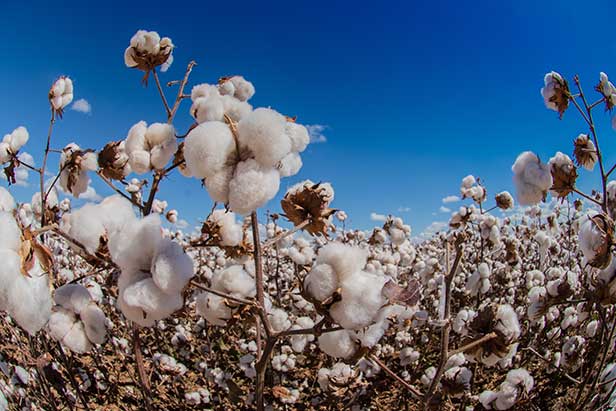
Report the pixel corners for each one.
[48,284,107,353]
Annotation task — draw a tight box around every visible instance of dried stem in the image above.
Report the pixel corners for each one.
[168,61,196,123]
[40,110,56,226]
[96,171,142,209]
[262,219,310,249]
[152,68,171,118]
[449,332,497,357]
[367,353,423,399]
[190,279,255,306]
[132,324,153,411]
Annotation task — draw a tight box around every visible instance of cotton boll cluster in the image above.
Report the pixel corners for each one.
[110,214,194,326]
[383,217,411,246]
[479,368,534,410]
[124,30,174,72]
[195,264,255,326]
[58,143,98,197]
[460,175,486,204]
[541,71,569,116]
[49,76,74,113]
[466,263,491,296]
[449,205,478,228]
[597,72,616,109]
[189,82,253,124]
[125,121,177,174]
[62,195,136,255]
[0,212,52,334]
[285,238,316,265]
[0,127,29,163]
[48,284,107,353]
[511,151,552,206]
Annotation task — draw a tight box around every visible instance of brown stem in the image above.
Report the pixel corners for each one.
[152,69,171,118]
[132,325,153,411]
[572,188,602,207]
[168,61,196,123]
[96,171,143,209]
[449,332,497,357]
[367,353,423,399]
[40,110,55,226]
[190,279,254,306]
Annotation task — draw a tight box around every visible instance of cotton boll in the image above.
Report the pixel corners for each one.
[237,108,290,167]
[0,212,22,252]
[0,142,10,163]
[318,329,357,359]
[268,308,291,333]
[512,151,552,206]
[65,204,106,254]
[204,166,234,203]
[218,80,235,96]
[62,321,92,354]
[221,95,252,122]
[330,271,387,330]
[228,159,280,215]
[278,152,303,177]
[285,122,309,153]
[151,239,194,294]
[54,284,92,315]
[229,76,255,101]
[8,127,29,153]
[211,265,256,298]
[195,292,233,326]
[316,243,368,281]
[290,317,315,352]
[109,214,162,272]
[0,250,21,311]
[80,304,107,345]
[304,263,338,302]
[209,210,243,246]
[122,277,183,324]
[184,121,237,179]
[0,187,15,211]
[48,306,77,342]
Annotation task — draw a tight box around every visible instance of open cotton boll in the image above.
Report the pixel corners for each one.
[315,243,368,281]
[318,329,358,359]
[209,210,243,246]
[109,214,162,272]
[54,284,92,315]
[195,292,233,326]
[330,271,388,330]
[49,77,74,111]
[512,151,552,206]
[237,108,290,167]
[221,95,252,122]
[278,152,303,177]
[151,238,194,294]
[211,265,256,298]
[204,166,234,203]
[0,187,15,211]
[48,306,77,342]
[0,212,22,252]
[7,126,29,153]
[59,143,98,198]
[228,159,280,215]
[2,254,52,334]
[80,304,107,345]
[125,121,177,173]
[62,321,92,354]
[304,263,338,302]
[122,277,184,325]
[268,308,291,333]
[65,204,107,254]
[290,317,315,352]
[578,212,608,267]
[284,122,309,153]
[228,76,255,102]
[184,121,237,179]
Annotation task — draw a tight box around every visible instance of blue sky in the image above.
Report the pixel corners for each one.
[2,0,616,234]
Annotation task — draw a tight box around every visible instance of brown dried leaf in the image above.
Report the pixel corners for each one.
[381,278,421,307]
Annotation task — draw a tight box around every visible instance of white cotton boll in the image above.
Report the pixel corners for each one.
[109,214,162,272]
[130,150,151,174]
[195,292,233,326]
[146,123,177,168]
[330,271,387,330]
[150,239,194,294]
[290,317,315,352]
[122,277,183,324]
[48,306,77,342]
[54,284,92,314]
[237,108,290,167]
[204,166,234,203]
[125,121,149,170]
[124,46,137,67]
[211,265,256,298]
[0,187,15,211]
[0,212,22,252]
[587,320,599,338]
[209,210,243,246]
[579,212,607,266]
[268,308,291,333]
[304,263,338,302]
[65,204,106,254]
[356,319,389,347]
[506,368,534,393]
[184,121,237,179]
[316,243,368,281]
[221,95,252,122]
[512,151,552,206]
[219,80,235,96]
[285,122,310,153]
[192,96,225,123]
[80,304,107,345]
[228,159,280,215]
[461,175,476,189]
[0,142,10,163]
[318,329,357,359]
[229,76,255,101]
[62,321,92,354]
[8,127,28,153]
[495,304,521,341]
[278,152,303,177]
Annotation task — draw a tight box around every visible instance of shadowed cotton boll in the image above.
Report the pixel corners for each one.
[512,151,552,206]
[59,143,98,198]
[318,329,357,359]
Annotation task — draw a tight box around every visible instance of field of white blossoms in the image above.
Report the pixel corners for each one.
[2,29,616,411]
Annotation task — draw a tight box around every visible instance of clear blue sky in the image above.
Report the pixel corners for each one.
[2,0,616,234]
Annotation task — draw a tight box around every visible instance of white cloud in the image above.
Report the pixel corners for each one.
[306,124,327,143]
[439,206,451,213]
[414,221,448,242]
[370,212,387,222]
[398,206,411,212]
[442,195,460,204]
[1,152,34,186]
[78,185,102,202]
[71,98,91,114]
[174,219,189,229]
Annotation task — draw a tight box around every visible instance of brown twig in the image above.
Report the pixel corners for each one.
[262,219,310,249]
[367,353,423,399]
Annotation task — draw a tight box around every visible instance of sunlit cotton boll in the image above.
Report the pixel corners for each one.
[511,151,552,206]
[228,159,280,215]
[125,121,177,174]
[2,126,29,156]
[184,121,237,179]
[49,76,74,112]
[318,329,358,359]
[237,108,291,168]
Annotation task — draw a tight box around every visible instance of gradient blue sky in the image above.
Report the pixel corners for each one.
[2,0,616,234]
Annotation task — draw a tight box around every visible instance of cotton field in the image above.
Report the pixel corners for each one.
[2,29,616,411]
